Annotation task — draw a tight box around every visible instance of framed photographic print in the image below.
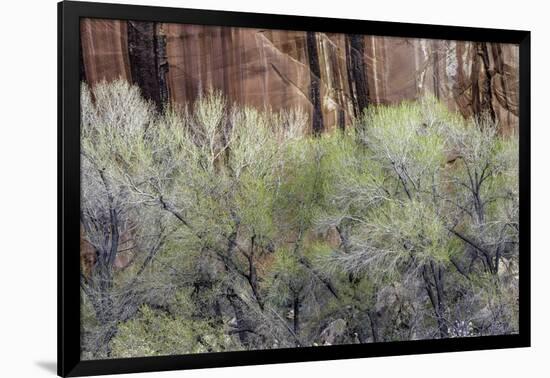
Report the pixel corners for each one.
[58,1,531,376]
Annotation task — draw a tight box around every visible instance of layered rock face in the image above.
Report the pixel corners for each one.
[81,18,519,133]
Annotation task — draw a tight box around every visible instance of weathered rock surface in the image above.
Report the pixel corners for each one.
[81,18,519,133]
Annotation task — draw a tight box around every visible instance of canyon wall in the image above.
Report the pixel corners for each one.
[81,19,520,133]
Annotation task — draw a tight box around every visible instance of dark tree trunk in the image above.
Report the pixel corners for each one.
[127,21,169,110]
[306,31,324,135]
[367,310,380,342]
[345,34,369,117]
[247,235,263,310]
[423,264,448,338]
[293,295,300,335]
[227,290,250,345]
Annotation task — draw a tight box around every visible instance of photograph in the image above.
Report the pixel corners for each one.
[78,17,520,360]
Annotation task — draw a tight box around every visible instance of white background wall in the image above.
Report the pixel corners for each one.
[0,0,546,376]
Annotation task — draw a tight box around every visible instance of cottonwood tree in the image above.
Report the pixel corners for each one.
[80,81,173,357]
[316,98,519,339]
[85,81,315,351]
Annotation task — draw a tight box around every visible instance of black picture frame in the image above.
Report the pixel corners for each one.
[58,1,531,376]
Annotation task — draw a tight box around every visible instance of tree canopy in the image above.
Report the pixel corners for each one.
[80,80,519,359]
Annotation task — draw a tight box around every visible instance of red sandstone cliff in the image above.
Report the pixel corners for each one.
[81,18,519,134]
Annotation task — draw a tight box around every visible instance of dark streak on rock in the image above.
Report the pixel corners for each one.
[345,35,369,118]
[306,31,324,135]
[491,44,513,115]
[155,24,169,107]
[478,42,496,122]
[79,39,87,83]
[471,42,496,122]
[338,108,346,131]
[127,21,169,110]
[432,40,441,100]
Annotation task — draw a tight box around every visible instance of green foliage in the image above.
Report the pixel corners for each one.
[264,248,306,305]
[111,303,235,358]
[81,81,520,358]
